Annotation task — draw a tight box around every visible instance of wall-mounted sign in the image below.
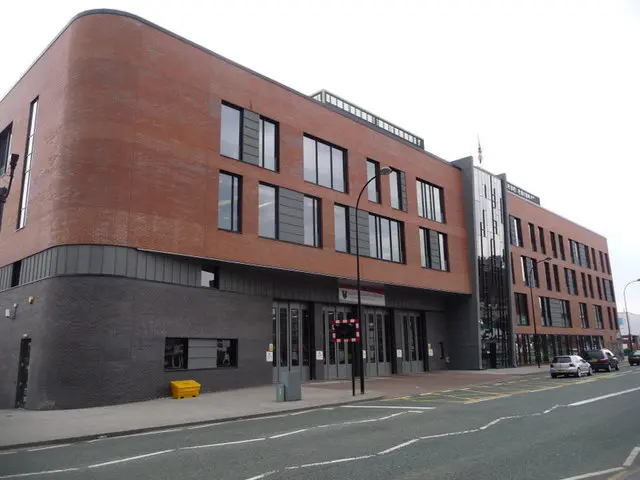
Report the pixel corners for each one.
[506,182,541,205]
[266,351,273,362]
[316,350,324,361]
[396,349,403,358]
[338,287,385,307]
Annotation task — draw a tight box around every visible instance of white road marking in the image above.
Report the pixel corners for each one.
[0,468,80,479]
[557,467,624,480]
[244,471,278,480]
[181,438,265,450]
[569,386,640,406]
[26,444,71,452]
[341,405,435,410]
[464,395,513,404]
[408,410,425,414]
[87,449,174,468]
[113,428,183,439]
[623,446,640,467]
[0,451,16,456]
[441,389,453,393]
[286,455,374,469]
[378,439,420,455]
[270,429,308,439]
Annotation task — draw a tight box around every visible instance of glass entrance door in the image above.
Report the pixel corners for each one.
[363,308,392,376]
[272,302,311,382]
[322,305,355,380]
[401,312,425,373]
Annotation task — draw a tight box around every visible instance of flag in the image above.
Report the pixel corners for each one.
[477,136,483,164]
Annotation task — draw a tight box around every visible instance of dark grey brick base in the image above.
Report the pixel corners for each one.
[0,275,272,410]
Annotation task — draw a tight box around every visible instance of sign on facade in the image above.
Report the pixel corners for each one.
[506,182,541,205]
[338,287,386,306]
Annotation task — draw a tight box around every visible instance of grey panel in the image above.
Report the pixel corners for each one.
[115,247,128,276]
[242,109,260,166]
[154,257,165,282]
[77,245,91,274]
[102,246,116,275]
[144,253,156,281]
[429,229,441,270]
[348,208,369,256]
[43,249,52,278]
[179,262,189,285]
[278,187,304,244]
[55,246,67,275]
[400,171,408,212]
[89,245,104,274]
[187,263,199,286]
[21,256,32,284]
[0,265,9,290]
[65,246,79,274]
[164,258,175,283]
[127,248,139,278]
[49,248,58,277]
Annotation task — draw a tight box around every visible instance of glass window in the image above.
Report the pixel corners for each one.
[218,172,241,231]
[558,234,566,260]
[0,124,11,176]
[303,135,346,192]
[539,227,546,254]
[514,293,529,325]
[18,98,38,229]
[304,196,320,247]
[200,266,219,288]
[258,184,277,239]
[419,227,448,271]
[259,118,277,171]
[417,180,444,223]
[529,223,537,251]
[510,216,523,247]
[389,169,402,209]
[367,159,380,203]
[164,338,187,370]
[579,303,589,328]
[334,205,348,252]
[369,213,403,263]
[220,104,241,159]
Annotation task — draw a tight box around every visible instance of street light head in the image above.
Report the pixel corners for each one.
[379,167,393,176]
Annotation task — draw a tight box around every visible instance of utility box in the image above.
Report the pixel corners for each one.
[279,371,302,401]
[170,380,201,399]
[275,383,285,402]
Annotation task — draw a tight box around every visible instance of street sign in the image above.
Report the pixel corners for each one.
[330,318,360,343]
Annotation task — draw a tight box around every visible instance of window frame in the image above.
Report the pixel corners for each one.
[514,292,529,326]
[164,337,239,371]
[419,227,449,271]
[579,302,589,328]
[334,204,350,253]
[416,179,445,223]
[303,195,321,247]
[303,134,347,193]
[220,102,243,160]
[258,116,279,171]
[17,98,38,229]
[389,167,403,210]
[258,183,278,239]
[0,123,12,176]
[529,223,537,251]
[217,171,242,232]
[369,212,404,263]
[538,226,546,254]
[366,159,381,203]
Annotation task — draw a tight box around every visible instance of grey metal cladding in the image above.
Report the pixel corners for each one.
[348,208,369,256]
[400,171,408,212]
[242,109,260,166]
[429,229,441,270]
[0,264,10,290]
[278,188,304,244]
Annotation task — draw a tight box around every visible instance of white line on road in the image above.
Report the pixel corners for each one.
[87,449,174,468]
[270,429,308,439]
[378,439,420,455]
[181,438,265,450]
[286,455,374,470]
[568,386,640,406]
[341,405,435,410]
[0,468,80,479]
[244,471,278,480]
[0,451,16,456]
[26,444,71,452]
[624,446,640,467]
[557,467,624,480]
[113,428,183,439]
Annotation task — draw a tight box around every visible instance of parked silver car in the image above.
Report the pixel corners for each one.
[550,355,592,378]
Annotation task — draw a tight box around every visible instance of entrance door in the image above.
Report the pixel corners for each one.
[15,338,31,409]
[322,305,355,380]
[272,302,311,382]
[363,308,392,376]
[401,312,425,373]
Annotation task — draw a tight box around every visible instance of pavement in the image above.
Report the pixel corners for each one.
[0,365,639,479]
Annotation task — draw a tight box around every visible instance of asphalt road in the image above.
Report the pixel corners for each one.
[1,366,640,480]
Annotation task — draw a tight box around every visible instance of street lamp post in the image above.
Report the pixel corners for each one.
[623,279,640,351]
[528,256,552,368]
[355,166,392,394]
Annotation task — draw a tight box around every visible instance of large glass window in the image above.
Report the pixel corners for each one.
[564,268,578,295]
[558,234,566,260]
[529,223,537,251]
[509,216,523,247]
[303,135,346,192]
[419,227,448,271]
[304,196,321,247]
[258,184,277,239]
[553,264,561,291]
[594,305,604,329]
[334,205,348,252]
[579,303,589,328]
[18,98,38,229]
[369,213,403,263]
[0,124,11,176]
[165,338,238,370]
[544,262,552,290]
[539,227,546,254]
[218,172,241,232]
[515,293,529,325]
[416,179,444,223]
[367,159,380,203]
[220,104,241,159]
[259,117,277,170]
[550,231,558,258]
[521,256,538,287]
[389,168,402,209]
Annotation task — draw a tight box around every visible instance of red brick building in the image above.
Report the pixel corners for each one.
[0,10,618,409]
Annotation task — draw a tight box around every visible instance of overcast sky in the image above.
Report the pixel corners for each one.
[2,0,639,313]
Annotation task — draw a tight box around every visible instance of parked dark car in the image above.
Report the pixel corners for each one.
[628,350,640,366]
[582,349,620,372]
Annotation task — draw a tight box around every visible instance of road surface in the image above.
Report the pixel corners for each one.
[1,366,640,480]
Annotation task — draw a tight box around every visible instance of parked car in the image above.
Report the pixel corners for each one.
[581,349,620,372]
[550,355,592,378]
[628,350,640,366]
